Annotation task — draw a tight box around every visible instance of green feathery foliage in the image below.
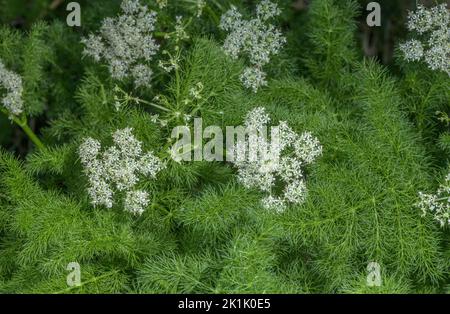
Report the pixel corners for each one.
[0,0,449,294]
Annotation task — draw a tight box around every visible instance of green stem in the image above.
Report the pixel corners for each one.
[154,31,170,38]
[12,116,45,150]
[129,96,171,112]
[175,66,181,107]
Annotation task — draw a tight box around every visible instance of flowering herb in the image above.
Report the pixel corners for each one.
[400,4,449,76]
[219,0,286,92]
[417,172,450,228]
[79,128,165,215]
[0,60,24,118]
[81,0,160,87]
[231,107,322,212]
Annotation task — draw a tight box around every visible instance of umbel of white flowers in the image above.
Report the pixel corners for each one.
[81,0,159,87]
[400,4,449,76]
[231,107,322,212]
[416,171,450,228]
[219,0,286,92]
[79,128,165,215]
[0,59,24,118]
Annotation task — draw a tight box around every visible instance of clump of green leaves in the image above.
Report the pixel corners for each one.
[0,0,449,294]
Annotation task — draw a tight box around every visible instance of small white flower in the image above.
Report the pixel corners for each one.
[416,170,450,228]
[183,114,192,123]
[244,106,271,129]
[399,39,424,61]
[219,0,286,92]
[79,127,165,215]
[121,0,140,14]
[231,107,322,212]
[189,82,204,100]
[81,0,159,87]
[169,145,184,163]
[139,152,166,177]
[407,4,448,34]
[158,53,179,73]
[131,64,154,88]
[88,178,114,208]
[262,195,286,213]
[156,0,167,9]
[0,60,24,118]
[240,67,268,93]
[125,190,149,215]
[256,0,281,21]
[424,40,448,72]
[196,0,206,18]
[112,127,142,158]
[400,4,449,76]
[284,180,307,204]
[294,132,323,165]
[150,114,159,123]
[279,156,304,183]
[174,16,189,43]
[79,137,101,164]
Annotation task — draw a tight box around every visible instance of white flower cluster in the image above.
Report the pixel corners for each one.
[400,4,449,76]
[79,128,165,215]
[219,0,286,92]
[416,172,450,228]
[156,0,167,9]
[196,0,206,18]
[232,107,322,212]
[0,60,24,118]
[81,0,159,87]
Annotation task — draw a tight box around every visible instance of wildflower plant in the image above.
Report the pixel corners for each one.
[79,128,165,215]
[417,171,450,227]
[219,0,286,92]
[0,59,44,149]
[81,0,160,87]
[231,107,322,212]
[158,15,191,74]
[1,0,450,295]
[0,60,24,118]
[400,4,450,76]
